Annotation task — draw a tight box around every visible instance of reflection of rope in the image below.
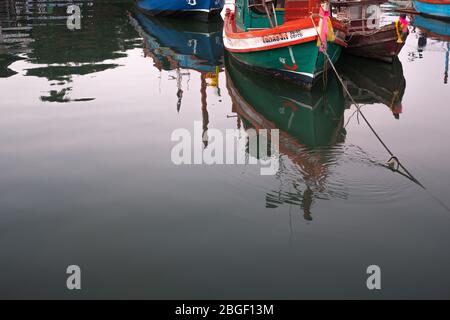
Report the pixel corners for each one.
[310,15,450,213]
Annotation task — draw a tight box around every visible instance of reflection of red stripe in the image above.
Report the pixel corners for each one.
[283,63,298,71]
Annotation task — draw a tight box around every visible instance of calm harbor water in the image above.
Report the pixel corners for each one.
[1,0,450,299]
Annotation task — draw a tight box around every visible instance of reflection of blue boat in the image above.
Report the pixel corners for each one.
[135,0,225,21]
[412,14,449,84]
[131,12,224,73]
[414,0,450,19]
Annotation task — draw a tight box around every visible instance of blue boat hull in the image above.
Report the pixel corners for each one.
[414,14,450,37]
[135,0,224,21]
[414,1,450,19]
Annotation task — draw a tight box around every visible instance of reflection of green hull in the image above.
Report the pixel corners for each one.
[229,41,342,90]
[225,53,346,148]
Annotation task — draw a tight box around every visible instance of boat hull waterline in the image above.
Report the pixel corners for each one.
[345,23,407,63]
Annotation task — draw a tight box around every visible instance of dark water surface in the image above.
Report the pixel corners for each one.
[1,1,450,299]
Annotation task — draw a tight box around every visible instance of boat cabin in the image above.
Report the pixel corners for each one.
[235,0,323,31]
[330,0,385,33]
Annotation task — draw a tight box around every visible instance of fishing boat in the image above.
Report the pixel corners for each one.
[331,0,409,62]
[224,0,347,89]
[135,0,225,21]
[414,0,450,19]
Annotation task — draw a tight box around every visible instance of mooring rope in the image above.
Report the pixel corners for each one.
[310,15,450,213]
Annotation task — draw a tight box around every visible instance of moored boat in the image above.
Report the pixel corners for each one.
[331,0,409,63]
[135,0,225,21]
[414,0,450,19]
[223,0,347,90]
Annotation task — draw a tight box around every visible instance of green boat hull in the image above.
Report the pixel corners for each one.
[229,40,342,90]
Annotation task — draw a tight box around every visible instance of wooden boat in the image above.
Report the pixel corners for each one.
[224,0,347,90]
[331,0,409,63]
[414,0,450,19]
[337,54,406,119]
[135,0,225,21]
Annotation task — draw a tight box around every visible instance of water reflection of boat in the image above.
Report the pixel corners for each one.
[0,54,23,78]
[337,54,406,119]
[135,0,225,22]
[130,12,224,116]
[226,53,347,219]
[1,1,141,102]
[413,14,449,84]
[132,12,224,74]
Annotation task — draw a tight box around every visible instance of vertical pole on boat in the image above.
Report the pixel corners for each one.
[271,1,278,26]
[264,3,275,28]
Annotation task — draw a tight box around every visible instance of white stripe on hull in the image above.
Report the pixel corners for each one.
[224,27,317,51]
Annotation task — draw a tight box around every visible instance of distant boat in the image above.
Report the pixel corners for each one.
[224,0,347,90]
[388,0,414,8]
[135,0,225,21]
[331,0,409,63]
[414,0,450,19]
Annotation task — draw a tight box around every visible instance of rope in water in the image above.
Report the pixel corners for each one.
[309,15,450,213]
